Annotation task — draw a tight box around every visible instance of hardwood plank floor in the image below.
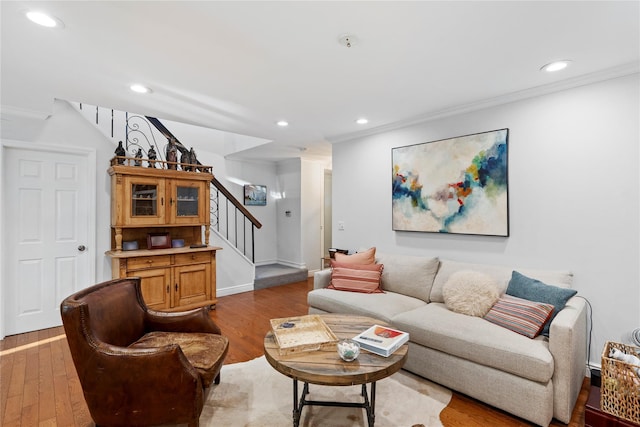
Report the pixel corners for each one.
[1,278,588,426]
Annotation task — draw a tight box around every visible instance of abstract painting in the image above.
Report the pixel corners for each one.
[392,129,509,236]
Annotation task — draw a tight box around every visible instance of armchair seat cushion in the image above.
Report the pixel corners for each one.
[131,331,229,386]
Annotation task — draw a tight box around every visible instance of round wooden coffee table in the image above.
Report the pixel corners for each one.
[264,313,408,427]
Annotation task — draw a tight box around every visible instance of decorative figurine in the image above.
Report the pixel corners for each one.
[147,146,157,168]
[181,148,192,171]
[115,141,126,164]
[166,138,178,170]
[189,147,198,170]
[134,148,143,166]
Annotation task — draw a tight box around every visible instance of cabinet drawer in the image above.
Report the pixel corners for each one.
[127,255,172,270]
[175,252,211,265]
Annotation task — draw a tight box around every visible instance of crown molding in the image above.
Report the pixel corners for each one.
[328,62,640,144]
[0,104,52,121]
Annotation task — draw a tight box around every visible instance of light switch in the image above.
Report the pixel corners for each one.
[338,221,345,231]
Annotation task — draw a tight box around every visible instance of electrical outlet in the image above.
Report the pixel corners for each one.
[338,221,345,231]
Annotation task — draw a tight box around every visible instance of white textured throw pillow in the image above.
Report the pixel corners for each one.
[442,270,500,317]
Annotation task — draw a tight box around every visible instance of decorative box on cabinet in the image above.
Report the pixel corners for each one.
[106,164,220,311]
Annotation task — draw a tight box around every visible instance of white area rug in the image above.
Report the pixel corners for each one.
[200,356,452,427]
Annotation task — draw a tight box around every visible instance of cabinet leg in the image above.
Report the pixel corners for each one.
[115,227,123,251]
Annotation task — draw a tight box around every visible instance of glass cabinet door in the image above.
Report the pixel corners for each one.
[132,184,159,217]
[176,186,199,217]
[123,176,166,225]
[170,180,206,224]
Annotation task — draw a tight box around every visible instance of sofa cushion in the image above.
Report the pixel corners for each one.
[430,259,573,303]
[334,247,376,264]
[307,288,426,323]
[391,303,554,383]
[375,253,439,302]
[484,295,554,338]
[442,270,500,317]
[328,262,384,293]
[506,271,578,337]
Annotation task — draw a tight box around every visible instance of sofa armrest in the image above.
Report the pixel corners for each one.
[548,296,587,423]
[314,269,331,290]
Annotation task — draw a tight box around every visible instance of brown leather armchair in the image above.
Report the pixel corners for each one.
[60,277,228,427]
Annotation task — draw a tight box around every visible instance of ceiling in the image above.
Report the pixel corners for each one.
[1,1,638,162]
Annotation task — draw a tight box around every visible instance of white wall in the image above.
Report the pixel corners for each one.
[225,158,278,265]
[332,73,640,366]
[276,158,304,267]
[301,159,325,272]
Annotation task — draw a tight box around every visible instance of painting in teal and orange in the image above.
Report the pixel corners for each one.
[392,129,509,236]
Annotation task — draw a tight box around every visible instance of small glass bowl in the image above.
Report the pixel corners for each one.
[337,339,360,362]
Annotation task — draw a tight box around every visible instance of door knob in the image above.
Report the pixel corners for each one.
[78,245,87,252]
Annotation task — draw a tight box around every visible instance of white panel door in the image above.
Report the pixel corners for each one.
[4,146,92,335]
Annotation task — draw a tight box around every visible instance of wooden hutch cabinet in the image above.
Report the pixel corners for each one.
[106,164,221,311]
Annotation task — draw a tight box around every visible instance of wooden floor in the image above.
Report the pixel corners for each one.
[1,278,588,426]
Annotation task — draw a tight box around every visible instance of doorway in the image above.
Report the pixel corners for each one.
[2,142,96,337]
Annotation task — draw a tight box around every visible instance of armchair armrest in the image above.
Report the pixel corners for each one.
[144,306,222,335]
[82,342,203,426]
[548,296,587,423]
[314,269,331,290]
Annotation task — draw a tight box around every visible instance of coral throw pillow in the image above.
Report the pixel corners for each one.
[329,262,384,293]
[333,247,376,265]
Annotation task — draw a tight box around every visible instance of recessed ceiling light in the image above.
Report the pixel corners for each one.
[25,10,64,28]
[356,118,369,125]
[276,120,289,127]
[130,84,151,94]
[540,60,571,73]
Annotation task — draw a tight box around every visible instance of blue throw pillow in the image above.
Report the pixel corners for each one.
[506,271,577,337]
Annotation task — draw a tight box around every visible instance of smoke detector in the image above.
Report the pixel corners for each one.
[338,34,358,48]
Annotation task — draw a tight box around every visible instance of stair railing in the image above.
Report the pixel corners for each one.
[210,177,262,262]
[143,116,263,262]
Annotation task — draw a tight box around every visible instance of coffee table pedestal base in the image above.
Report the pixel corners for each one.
[292,379,376,427]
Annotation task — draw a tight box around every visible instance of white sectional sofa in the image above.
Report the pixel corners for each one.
[307,253,587,426]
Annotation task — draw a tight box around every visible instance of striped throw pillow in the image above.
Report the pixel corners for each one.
[484,295,554,338]
[328,262,384,293]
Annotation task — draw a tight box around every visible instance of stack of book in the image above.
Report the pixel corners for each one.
[353,325,409,357]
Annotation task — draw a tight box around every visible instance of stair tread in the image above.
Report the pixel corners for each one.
[255,264,308,290]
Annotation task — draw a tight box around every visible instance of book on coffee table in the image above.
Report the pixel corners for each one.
[353,325,409,357]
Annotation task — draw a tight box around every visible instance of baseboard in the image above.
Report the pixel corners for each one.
[216,282,254,297]
[254,259,307,269]
[276,260,307,269]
